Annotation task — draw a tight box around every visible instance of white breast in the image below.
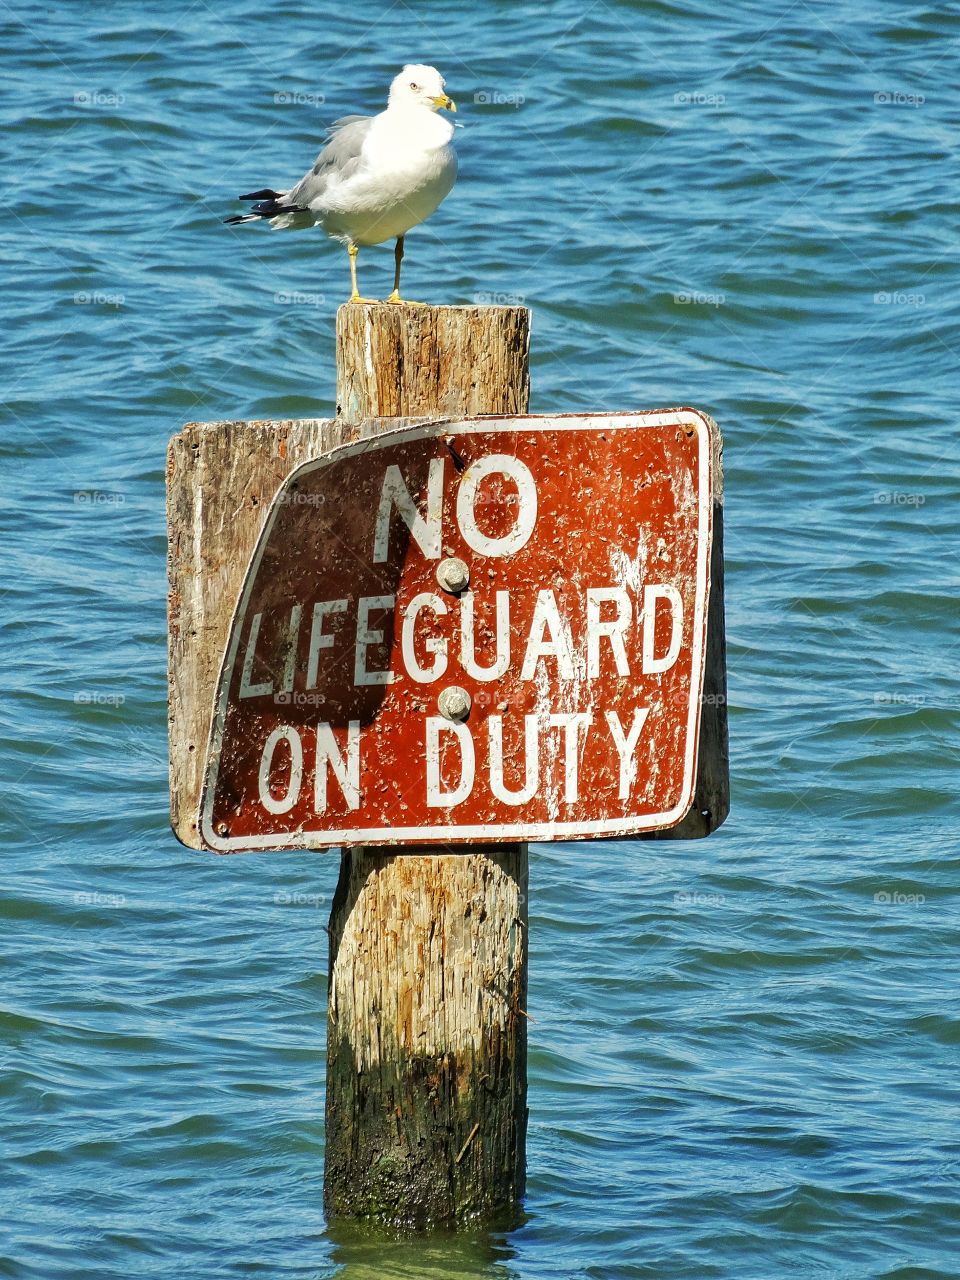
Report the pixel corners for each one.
[320,108,458,246]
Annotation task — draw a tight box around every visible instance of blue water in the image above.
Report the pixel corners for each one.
[3,1,959,1276]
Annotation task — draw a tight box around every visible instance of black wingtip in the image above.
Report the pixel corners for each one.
[239,188,281,201]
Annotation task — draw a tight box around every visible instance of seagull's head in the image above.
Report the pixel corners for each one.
[389,64,456,114]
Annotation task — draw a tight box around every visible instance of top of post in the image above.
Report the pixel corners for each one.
[335,303,531,420]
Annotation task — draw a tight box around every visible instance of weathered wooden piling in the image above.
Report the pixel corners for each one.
[168,417,353,847]
[335,303,530,420]
[324,304,531,1225]
[166,299,729,1232]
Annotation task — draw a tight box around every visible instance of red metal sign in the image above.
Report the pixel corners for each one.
[200,412,714,851]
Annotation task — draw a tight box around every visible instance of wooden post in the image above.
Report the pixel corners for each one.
[335,304,530,420]
[166,301,728,1228]
[167,418,353,847]
[324,304,531,1226]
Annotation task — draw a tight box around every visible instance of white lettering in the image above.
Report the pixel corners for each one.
[306,599,347,688]
[354,595,395,687]
[642,585,683,674]
[425,718,475,807]
[548,712,592,803]
[240,611,273,698]
[521,590,575,681]
[401,592,449,683]
[586,588,631,678]
[460,589,511,680]
[373,458,444,563]
[489,714,539,804]
[279,604,302,695]
[315,722,360,811]
[456,454,538,557]
[258,725,303,814]
[605,709,650,799]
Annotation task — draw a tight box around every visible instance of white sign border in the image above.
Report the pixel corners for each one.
[199,410,714,852]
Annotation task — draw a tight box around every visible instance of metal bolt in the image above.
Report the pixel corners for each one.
[436,556,470,594]
[438,686,471,722]
[216,822,229,837]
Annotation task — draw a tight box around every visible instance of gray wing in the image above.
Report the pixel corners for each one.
[286,116,373,210]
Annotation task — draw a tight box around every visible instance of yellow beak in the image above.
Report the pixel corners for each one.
[432,94,457,112]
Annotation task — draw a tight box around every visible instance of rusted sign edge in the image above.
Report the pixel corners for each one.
[198,410,715,853]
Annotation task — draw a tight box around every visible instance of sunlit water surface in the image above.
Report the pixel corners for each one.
[3,2,958,1276]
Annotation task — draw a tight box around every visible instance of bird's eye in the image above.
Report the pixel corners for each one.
[409,81,419,90]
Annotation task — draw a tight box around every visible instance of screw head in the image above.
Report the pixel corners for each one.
[216,822,229,837]
[436,557,470,594]
[438,686,471,722]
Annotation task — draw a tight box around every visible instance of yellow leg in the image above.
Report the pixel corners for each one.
[347,242,376,304]
[384,236,426,304]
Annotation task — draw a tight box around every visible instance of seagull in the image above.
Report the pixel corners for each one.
[225,64,458,305]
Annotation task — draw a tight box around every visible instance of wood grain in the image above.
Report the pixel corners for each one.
[336,303,530,420]
[325,844,527,1223]
[168,418,350,847]
[326,303,530,1225]
[165,301,727,1226]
